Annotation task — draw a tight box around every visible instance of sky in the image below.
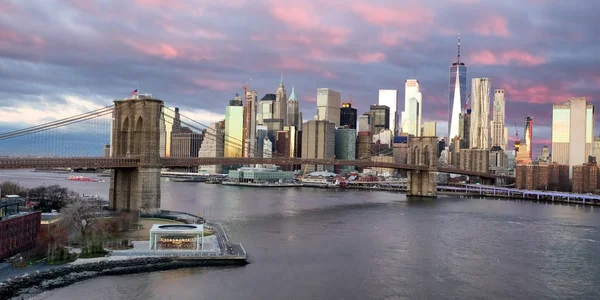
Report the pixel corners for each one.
[0,0,599,156]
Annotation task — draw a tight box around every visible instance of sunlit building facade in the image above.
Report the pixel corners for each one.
[317,88,341,126]
[225,95,244,158]
[402,80,421,136]
[423,121,436,137]
[378,90,398,135]
[448,37,467,140]
[552,97,595,177]
[491,89,508,151]
[470,78,490,149]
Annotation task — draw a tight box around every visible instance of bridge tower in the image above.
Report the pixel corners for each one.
[109,97,163,214]
[407,136,438,197]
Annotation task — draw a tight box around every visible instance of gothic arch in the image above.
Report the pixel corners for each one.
[413,146,421,165]
[423,145,431,167]
[120,117,129,155]
[133,116,143,155]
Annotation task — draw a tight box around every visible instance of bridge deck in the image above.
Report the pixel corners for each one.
[0,157,512,179]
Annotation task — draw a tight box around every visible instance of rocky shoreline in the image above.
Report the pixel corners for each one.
[0,257,247,299]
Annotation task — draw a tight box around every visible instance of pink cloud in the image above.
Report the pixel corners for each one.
[474,16,509,37]
[269,1,318,30]
[192,78,237,92]
[501,50,545,66]
[122,39,211,61]
[0,29,46,49]
[303,95,317,103]
[325,27,349,45]
[351,3,433,27]
[470,50,545,66]
[135,0,187,9]
[471,50,498,65]
[359,52,386,63]
[503,81,569,104]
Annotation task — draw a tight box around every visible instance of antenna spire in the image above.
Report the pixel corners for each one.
[280,70,283,83]
[457,34,461,63]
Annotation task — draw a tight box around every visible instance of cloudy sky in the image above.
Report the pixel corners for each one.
[1,0,599,155]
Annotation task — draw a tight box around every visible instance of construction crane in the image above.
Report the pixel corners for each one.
[242,78,253,98]
[514,122,520,152]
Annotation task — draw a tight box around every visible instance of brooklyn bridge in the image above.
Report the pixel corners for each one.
[0,97,513,214]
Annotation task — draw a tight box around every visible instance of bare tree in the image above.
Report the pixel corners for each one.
[0,181,23,196]
[61,196,103,249]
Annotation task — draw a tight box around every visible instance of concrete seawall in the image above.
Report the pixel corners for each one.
[0,257,247,299]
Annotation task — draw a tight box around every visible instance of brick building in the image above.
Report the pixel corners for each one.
[572,163,598,194]
[516,163,572,192]
[0,211,41,260]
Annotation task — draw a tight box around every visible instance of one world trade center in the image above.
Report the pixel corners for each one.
[448,36,467,141]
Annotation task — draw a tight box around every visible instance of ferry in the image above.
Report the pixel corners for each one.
[67,175,105,183]
[301,178,345,188]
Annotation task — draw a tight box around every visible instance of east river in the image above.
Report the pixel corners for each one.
[1,170,599,299]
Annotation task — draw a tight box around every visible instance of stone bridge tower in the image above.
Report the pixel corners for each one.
[109,97,163,214]
[407,136,438,197]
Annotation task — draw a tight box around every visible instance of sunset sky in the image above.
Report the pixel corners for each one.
[1,0,598,155]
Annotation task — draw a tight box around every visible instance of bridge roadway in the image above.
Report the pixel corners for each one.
[0,157,512,179]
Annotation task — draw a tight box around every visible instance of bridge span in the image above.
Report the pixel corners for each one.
[0,157,510,180]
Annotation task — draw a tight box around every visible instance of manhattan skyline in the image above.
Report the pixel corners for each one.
[0,0,599,156]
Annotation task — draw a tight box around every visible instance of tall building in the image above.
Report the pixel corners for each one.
[378,90,398,135]
[491,89,508,151]
[524,116,533,160]
[171,128,203,158]
[370,105,390,134]
[171,128,203,172]
[458,109,471,149]
[335,128,356,161]
[301,120,336,172]
[317,88,341,126]
[552,97,595,177]
[257,94,275,125]
[470,78,491,149]
[224,94,244,158]
[256,125,268,158]
[274,79,288,125]
[423,121,437,137]
[159,106,179,157]
[243,90,258,157]
[594,136,600,161]
[340,102,357,129]
[402,80,422,136]
[358,113,371,133]
[199,121,224,174]
[287,86,302,129]
[448,36,467,140]
[283,125,301,158]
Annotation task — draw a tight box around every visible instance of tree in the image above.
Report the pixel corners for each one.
[29,185,74,212]
[0,181,23,196]
[61,195,103,252]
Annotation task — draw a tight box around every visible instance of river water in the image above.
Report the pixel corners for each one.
[2,170,599,299]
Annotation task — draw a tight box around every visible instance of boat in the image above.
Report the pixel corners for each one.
[173,177,207,182]
[67,175,105,183]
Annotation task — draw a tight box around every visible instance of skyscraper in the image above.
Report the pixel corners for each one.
[470,78,491,149]
[317,88,341,126]
[524,116,533,160]
[340,102,357,129]
[302,120,336,172]
[402,80,422,136]
[423,121,436,137]
[225,94,244,158]
[257,94,275,125]
[459,109,471,149]
[159,106,178,157]
[552,97,595,177]
[274,79,288,125]
[378,90,398,135]
[287,86,301,129]
[448,36,467,140]
[491,89,508,151]
[243,89,257,157]
[199,122,224,174]
[370,105,390,134]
